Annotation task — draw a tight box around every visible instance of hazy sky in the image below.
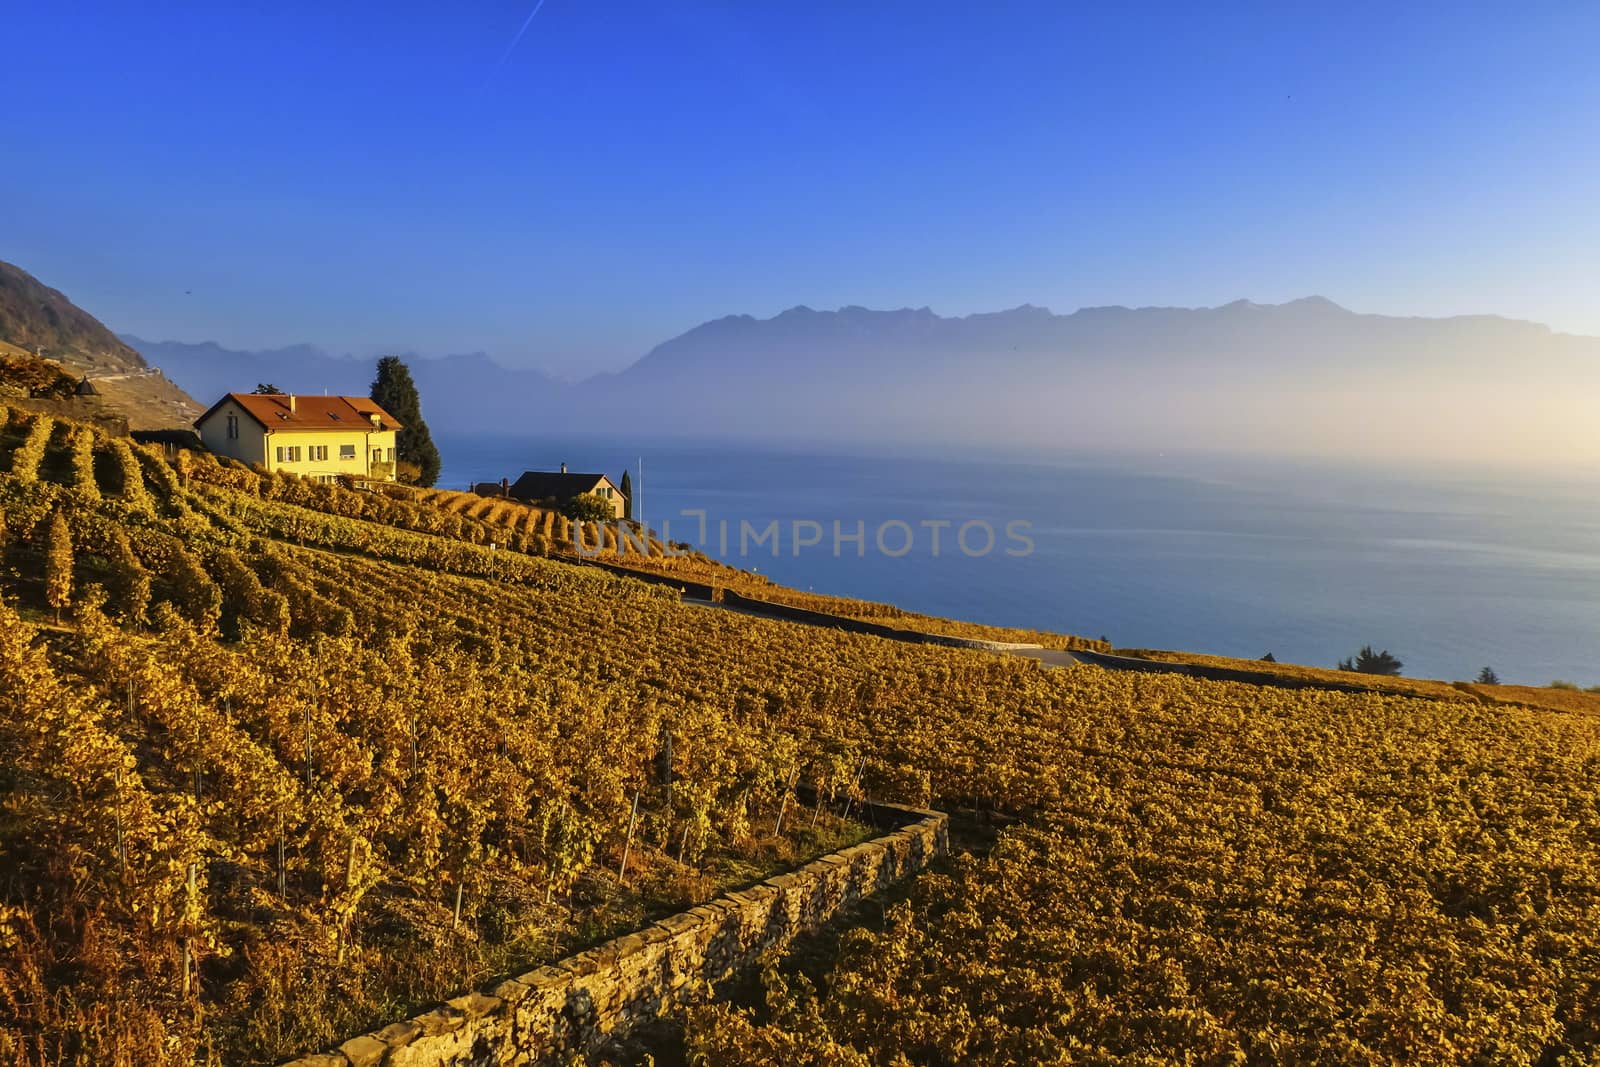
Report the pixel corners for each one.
[3,2,1597,377]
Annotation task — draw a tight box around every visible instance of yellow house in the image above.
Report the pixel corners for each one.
[195,392,404,482]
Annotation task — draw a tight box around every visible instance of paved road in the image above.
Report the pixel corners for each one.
[1002,647,1095,669]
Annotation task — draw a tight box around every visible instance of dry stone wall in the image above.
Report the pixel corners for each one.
[282,801,947,1067]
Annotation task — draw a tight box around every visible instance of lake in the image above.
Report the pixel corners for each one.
[438,434,1600,687]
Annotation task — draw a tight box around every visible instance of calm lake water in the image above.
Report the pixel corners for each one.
[438,434,1600,687]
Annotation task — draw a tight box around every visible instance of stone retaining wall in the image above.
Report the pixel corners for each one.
[719,589,1045,651]
[283,800,947,1067]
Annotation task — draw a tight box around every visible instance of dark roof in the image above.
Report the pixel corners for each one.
[508,470,619,502]
[75,376,99,396]
[194,392,404,433]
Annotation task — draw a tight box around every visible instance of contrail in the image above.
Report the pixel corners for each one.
[494,0,550,70]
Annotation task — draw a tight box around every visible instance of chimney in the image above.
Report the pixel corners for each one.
[288,394,297,414]
[501,477,509,495]
[561,462,567,474]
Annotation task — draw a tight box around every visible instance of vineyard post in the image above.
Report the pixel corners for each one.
[773,767,800,835]
[113,763,127,874]
[303,705,313,791]
[193,712,203,802]
[277,810,286,898]
[452,882,464,932]
[181,861,196,999]
[839,756,867,822]
[338,836,356,965]
[619,789,641,883]
[410,713,418,776]
[660,727,673,814]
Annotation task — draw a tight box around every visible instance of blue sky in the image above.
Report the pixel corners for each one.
[3,2,1597,376]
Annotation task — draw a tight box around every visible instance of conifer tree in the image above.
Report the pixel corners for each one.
[370,356,441,487]
[44,510,73,625]
[620,469,634,520]
[1337,645,1403,676]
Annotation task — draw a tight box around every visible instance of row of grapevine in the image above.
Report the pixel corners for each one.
[9,414,1600,1066]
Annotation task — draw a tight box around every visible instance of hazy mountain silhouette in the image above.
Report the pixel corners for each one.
[122,336,564,433]
[127,297,1600,462]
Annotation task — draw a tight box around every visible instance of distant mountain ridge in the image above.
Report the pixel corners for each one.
[122,335,564,433]
[125,296,1600,462]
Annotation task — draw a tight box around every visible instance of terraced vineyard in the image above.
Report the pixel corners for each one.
[4,407,1600,1065]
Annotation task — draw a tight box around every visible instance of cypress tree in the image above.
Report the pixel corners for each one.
[370,356,441,488]
[44,510,73,625]
[619,469,633,520]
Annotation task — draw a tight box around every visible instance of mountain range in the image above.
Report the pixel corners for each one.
[6,254,1595,462]
[123,297,1600,463]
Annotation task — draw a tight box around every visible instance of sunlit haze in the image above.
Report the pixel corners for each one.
[3,3,1597,379]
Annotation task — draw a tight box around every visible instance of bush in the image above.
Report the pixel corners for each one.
[561,493,615,524]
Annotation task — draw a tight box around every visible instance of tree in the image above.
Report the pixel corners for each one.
[562,493,615,523]
[44,510,73,625]
[1476,666,1499,685]
[252,383,285,395]
[1260,652,1276,663]
[1337,645,1403,676]
[619,469,634,521]
[370,356,441,487]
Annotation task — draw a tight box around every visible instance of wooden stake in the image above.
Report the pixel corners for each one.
[277,811,286,898]
[840,757,867,822]
[181,861,196,998]
[452,882,464,931]
[618,789,641,883]
[773,767,799,835]
[113,764,126,874]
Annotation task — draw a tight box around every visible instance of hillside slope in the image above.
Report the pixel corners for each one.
[7,406,1600,1066]
[0,259,200,428]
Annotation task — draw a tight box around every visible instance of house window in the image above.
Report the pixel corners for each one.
[598,486,612,498]
[275,446,284,463]
[226,414,239,439]
[339,444,356,460]
[372,448,382,463]
[284,446,301,462]
[386,447,394,462]
[310,445,328,461]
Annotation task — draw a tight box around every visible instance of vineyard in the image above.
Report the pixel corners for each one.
[1118,646,1600,718]
[685,678,1600,1065]
[402,483,1105,650]
[4,407,1600,1065]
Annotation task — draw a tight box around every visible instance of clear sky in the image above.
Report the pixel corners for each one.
[3,2,1597,376]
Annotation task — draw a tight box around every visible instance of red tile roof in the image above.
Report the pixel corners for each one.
[198,392,404,433]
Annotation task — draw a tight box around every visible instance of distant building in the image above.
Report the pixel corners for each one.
[194,392,403,483]
[503,464,627,519]
[74,376,99,396]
